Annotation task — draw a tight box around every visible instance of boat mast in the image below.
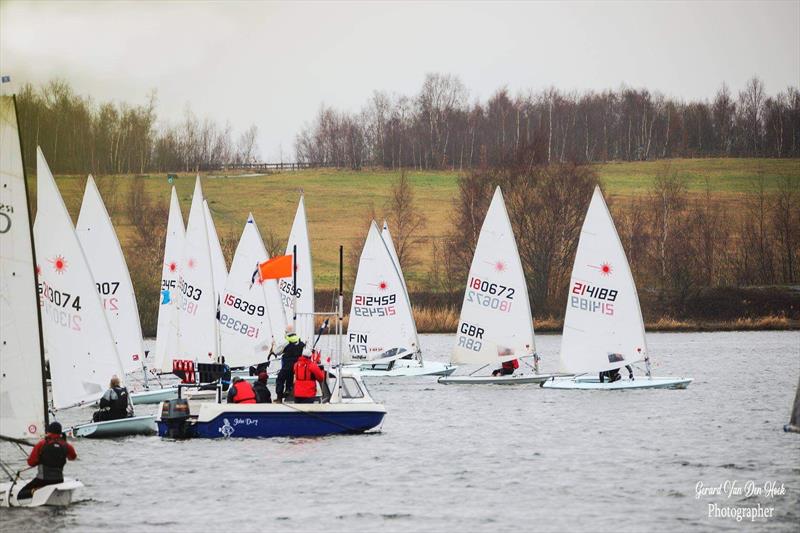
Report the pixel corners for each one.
[14,96,50,428]
[337,245,343,402]
[292,243,297,333]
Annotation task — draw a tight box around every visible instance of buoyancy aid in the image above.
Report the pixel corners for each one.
[38,436,68,481]
[293,357,324,399]
[231,380,256,404]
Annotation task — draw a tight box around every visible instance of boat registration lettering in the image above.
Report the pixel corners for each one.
[222,293,265,317]
[469,277,514,299]
[353,293,397,317]
[571,295,614,315]
[466,291,512,312]
[41,299,82,331]
[348,333,368,359]
[178,279,203,301]
[457,322,483,351]
[572,282,617,301]
[218,312,260,338]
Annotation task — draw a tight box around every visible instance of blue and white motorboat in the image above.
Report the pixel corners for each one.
[157,371,385,439]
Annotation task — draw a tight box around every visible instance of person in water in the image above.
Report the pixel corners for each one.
[275,325,305,403]
[17,422,77,501]
[492,358,519,377]
[293,352,325,404]
[252,371,272,403]
[93,376,132,422]
[226,376,256,404]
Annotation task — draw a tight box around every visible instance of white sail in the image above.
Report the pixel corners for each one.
[283,196,315,343]
[381,221,408,294]
[34,148,125,409]
[203,199,228,304]
[76,175,144,374]
[559,186,647,374]
[452,187,534,365]
[347,221,418,362]
[154,187,185,371]
[175,177,218,363]
[220,214,286,367]
[0,96,46,440]
[381,220,421,356]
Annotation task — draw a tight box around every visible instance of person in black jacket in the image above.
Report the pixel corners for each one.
[17,422,77,501]
[252,371,272,403]
[275,326,305,403]
[599,365,634,383]
[93,376,132,421]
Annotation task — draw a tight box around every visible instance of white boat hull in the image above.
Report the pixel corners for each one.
[541,376,693,390]
[350,360,456,378]
[69,415,157,438]
[131,387,179,405]
[0,478,83,507]
[438,373,566,385]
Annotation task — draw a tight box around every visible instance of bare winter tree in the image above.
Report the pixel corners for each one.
[236,125,259,164]
[386,171,427,273]
[650,165,688,287]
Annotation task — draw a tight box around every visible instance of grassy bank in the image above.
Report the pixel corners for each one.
[42,158,799,289]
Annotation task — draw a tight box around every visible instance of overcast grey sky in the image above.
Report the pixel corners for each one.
[2,1,798,160]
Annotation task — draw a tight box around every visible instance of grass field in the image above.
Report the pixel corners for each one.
[45,158,799,290]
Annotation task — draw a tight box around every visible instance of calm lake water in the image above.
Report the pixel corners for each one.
[1,331,799,532]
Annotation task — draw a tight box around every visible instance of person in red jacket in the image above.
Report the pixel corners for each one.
[492,358,519,377]
[17,421,77,501]
[293,353,325,403]
[226,376,256,404]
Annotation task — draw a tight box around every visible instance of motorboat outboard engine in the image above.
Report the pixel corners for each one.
[160,399,194,438]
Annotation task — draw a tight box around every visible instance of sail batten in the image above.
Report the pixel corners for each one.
[452,187,534,365]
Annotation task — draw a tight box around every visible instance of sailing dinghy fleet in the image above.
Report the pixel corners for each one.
[0,88,696,506]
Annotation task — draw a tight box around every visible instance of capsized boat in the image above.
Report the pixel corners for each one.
[438,187,561,385]
[33,148,155,436]
[0,95,83,507]
[345,221,453,378]
[542,187,692,391]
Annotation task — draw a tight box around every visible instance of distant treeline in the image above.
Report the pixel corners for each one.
[427,165,799,319]
[14,80,260,175]
[295,73,800,170]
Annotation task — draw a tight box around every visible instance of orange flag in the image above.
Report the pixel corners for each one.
[258,254,293,280]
